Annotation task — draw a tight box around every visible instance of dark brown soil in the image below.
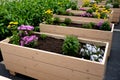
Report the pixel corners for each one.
[35,35,105,59]
[36,36,64,54]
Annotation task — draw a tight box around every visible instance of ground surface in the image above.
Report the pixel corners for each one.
[0,22,120,80]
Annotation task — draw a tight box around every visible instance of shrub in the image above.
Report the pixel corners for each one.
[113,2,119,8]
[82,23,93,29]
[64,18,72,25]
[62,36,80,56]
[56,7,66,15]
[86,9,94,14]
[100,12,108,19]
[70,1,78,10]
[100,21,111,31]
[89,22,95,27]
[53,17,60,24]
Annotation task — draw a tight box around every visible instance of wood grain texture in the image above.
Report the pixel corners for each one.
[0,33,109,80]
[53,14,108,24]
[40,23,114,42]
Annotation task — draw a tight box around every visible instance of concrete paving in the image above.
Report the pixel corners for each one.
[0,22,120,80]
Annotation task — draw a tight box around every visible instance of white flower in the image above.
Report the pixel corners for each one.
[92,46,97,53]
[90,55,98,61]
[98,59,103,62]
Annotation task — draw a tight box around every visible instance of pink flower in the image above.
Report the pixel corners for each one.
[97,21,103,27]
[66,8,71,13]
[20,35,38,46]
[79,8,86,11]
[18,25,34,31]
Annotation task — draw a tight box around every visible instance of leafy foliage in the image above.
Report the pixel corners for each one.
[40,34,47,40]
[0,0,76,40]
[100,21,111,31]
[64,18,72,25]
[62,36,80,56]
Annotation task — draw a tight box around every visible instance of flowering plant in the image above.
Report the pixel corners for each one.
[10,25,38,47]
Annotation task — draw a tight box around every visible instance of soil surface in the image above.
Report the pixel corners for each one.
[33,35,105,60]
[36,36,64,54]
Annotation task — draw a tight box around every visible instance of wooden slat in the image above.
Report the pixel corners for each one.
[3,53,102,80]
[6,63,65,80]
[40,23,114,42]
[53,14,108,24]
[0,42,106,77]
[111,8,120,23]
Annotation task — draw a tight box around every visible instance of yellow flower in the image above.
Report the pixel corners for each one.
[95,10,98,12]
[7,25,11,28]
[8,21,18,28]
[95,12,100,19]
[9,21,18,25]
[45,9,53,14]
[83,0,90,3]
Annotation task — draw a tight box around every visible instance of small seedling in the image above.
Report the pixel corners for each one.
[40,34,47,40]
[64,18,72,25]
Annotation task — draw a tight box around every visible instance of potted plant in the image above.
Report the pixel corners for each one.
[0,24,109,80]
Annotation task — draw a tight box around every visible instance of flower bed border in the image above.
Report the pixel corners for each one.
[67,9,113,22]
[0,32,109,80]
[40,21,114,57]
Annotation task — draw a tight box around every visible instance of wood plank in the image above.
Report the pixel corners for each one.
[6,63,65,80]
[53,14,108,24]
[3,53,72,79]
[40,23,113,42]
[4,54,102,80]
[1,42,106,77]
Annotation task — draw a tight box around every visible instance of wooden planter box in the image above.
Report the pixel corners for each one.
[111,8,120,23]
[53,14,108,24]
[0,33,109,80]
[40,23,114,57]
[67,9,113,22]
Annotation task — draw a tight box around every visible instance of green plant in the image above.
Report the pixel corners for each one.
[86,9,94,14]
[62,36,80,56]
[64,18,72,25]
[9,33,20,45]
[100,21,111,31]
[105,5,110,10]
[0,23,11,41]
[113,2,119,8]
[60,23,67,26]
[53,17,60,23]
[100,12,108,19]
[82,23,93,29]
[56,7,66,15]
[89,22,95,27]
[40,34,47,40]
[70,1,78,10]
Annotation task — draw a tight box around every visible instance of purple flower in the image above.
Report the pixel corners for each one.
[20,40,24,46]
[18,25,34,31]
[79,8,86,11]
[20,35,38,46]
[97,21,103,27]
[66,8,71,13]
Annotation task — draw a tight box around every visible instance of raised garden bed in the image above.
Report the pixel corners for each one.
[66,9,113,22]
[40,21,114,57]
[0,32,109,80]
[111,8,120,23]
